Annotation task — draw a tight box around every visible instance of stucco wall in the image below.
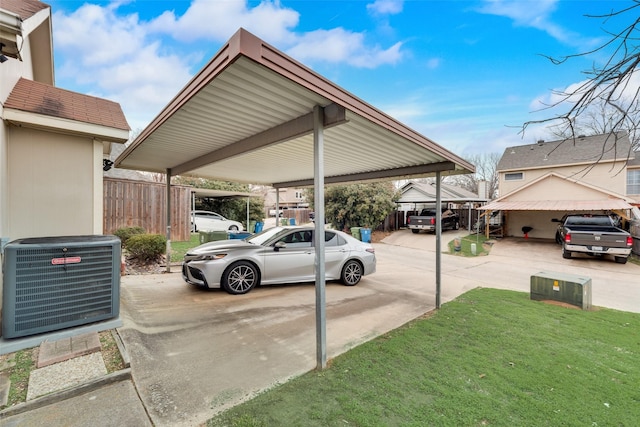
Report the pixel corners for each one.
[500,163,628,196]
[504,210,609,239]
[7,126,103,240]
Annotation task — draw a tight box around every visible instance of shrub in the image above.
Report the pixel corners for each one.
[125,234,167,262]
[113,226,146,247]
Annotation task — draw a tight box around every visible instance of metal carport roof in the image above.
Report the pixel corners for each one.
[115,28,474,370]
[479,199,634,211]
[116,28,473,186]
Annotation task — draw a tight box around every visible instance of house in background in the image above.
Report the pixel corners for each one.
[397,180,487,229]
[262,187,309,213]
[483,132,640,239]
[1,0,129,299]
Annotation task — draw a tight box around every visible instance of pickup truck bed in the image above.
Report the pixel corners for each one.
[555,215,633,264]
[407,209,459,234]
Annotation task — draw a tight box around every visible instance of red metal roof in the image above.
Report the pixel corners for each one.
[4,78,130,131]
[479,199,633,211]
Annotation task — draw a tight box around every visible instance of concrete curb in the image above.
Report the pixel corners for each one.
[0,368,132,418]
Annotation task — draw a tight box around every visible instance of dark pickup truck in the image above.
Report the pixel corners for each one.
[407,209,460,234]
[553,214,633,264]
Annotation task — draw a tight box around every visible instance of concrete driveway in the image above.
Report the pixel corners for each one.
[118,229,640,426]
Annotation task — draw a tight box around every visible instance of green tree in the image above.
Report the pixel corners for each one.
[173,176,265,226]
[307,182,399,231]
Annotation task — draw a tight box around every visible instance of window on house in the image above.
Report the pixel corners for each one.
[504,172,524,181]
[628,170,640,194]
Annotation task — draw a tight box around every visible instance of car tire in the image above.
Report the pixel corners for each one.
[341,260,363,286]
[229,225,239,231]
[411,229,419,234]
[555,233,562,245]
[562,247,572,259]
[615,256,628,264]
[191,223,197,232]
[222,261,259,294]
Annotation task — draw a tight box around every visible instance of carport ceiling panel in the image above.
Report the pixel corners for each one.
[325,114,451,170]
[185,114,458,185]
[188,134,316,184]
[120,59,332,173]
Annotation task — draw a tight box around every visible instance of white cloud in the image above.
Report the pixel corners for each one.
[53,4,194,131]
[52,0,407,130]
[367,0,404,16]
[287,28,404,68]
[146,0,300,45]
[476,0,580,45]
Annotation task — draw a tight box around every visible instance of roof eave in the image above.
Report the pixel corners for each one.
[4,108,130,143]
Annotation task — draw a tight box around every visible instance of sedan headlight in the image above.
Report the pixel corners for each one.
[185,253,227,262]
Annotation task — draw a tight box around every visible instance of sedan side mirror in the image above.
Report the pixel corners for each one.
[274,241,286,252]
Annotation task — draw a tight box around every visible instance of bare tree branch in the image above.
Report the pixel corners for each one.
[522,2,640,156]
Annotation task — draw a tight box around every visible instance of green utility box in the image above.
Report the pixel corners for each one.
[530,271,592,310]
[199,230,228,244]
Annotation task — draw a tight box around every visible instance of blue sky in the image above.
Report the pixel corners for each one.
[47,0,635,157]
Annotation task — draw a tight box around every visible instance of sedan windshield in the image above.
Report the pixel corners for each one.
[246,227,290,245]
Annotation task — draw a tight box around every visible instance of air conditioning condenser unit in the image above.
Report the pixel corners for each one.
[2,235,121,339]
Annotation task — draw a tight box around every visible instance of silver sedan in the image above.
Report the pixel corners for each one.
[182,226,376,294]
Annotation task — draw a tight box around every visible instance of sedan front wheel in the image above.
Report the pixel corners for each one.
[222,261,259,294]
[341,260,363,286]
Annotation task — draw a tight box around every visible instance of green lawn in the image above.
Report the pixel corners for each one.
[208,288,640,427]
[447,233,490,256]
[170,233,200,262]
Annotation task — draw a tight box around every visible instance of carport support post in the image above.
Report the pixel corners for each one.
[275,189,280,223]
[313,104,327,370]
[166,168,172,273]
[435,171,441,309]
[246,197,250,232]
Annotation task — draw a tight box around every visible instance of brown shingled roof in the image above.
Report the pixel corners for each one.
[1,0,50,20]
[5,78,130,131]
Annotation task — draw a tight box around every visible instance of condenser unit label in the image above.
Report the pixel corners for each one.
[51,256,82,265]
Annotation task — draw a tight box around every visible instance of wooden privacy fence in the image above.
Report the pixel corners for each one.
[104,178,192,241]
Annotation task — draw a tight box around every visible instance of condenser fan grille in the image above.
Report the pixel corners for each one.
[2,236,121,338]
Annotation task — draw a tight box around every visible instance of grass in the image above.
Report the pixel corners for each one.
[2,348,36,408]
[170,233,200,262]
[207,288,640,427]
[448,233,490,256]
[0,331,125,410]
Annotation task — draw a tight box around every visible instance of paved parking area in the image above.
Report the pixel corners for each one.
[117,229,640,426]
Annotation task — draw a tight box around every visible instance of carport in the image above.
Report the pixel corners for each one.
[478,173,638,239]
[189,188,255,231]
[115,28,474,369]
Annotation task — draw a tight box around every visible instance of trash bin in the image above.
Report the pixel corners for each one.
[254,222,264,233]
[249,220,256,234]
[351,227,361,241]
[228,231,252,240]
[280,218,288,226]
[199,230,227,243]
[289,218,296,226]
[360,227,371,243]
